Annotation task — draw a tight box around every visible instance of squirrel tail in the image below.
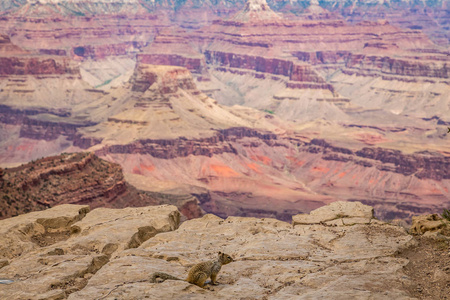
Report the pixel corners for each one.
[150,272,183,283]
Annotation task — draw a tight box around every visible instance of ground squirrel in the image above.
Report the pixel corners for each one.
[150,252,233,288]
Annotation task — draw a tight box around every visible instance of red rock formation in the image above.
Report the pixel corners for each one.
[19,118,87,142]
[0,0,448,225]
[0,34,28,55]
[308,139,450,181]
[291,51,351,65]
[0,105,68,125]
[0,14,166,58]
[93,127,278,158]
[130,64,198,93]
[206,51,292,76]
[0,152,203,220]
[205,50,332,90]
[345,53,449,79]
[0,105,92,142]
[0,57,79,75]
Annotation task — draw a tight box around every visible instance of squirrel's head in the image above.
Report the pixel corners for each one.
[218,251,233,264]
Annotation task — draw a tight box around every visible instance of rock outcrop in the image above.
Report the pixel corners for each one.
[1,201,440,299]
[0,152,203,220]
[0,57,79,75]
[0,204,180,299]
[410,213,450,235]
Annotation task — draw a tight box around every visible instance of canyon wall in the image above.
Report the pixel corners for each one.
[0,0,448,225]
[0,152,203,220]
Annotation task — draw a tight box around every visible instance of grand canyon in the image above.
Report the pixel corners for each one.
[0,0,449,223]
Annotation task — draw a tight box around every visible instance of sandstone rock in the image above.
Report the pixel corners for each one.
[410,214,450,235]
[0,204,90,259]
[292,201,374,225]
[0,204,181,299]
[69,202,415,299]
[0,253,108,299]
[67,205,180,255]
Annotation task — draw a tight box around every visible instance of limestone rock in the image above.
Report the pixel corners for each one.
[0,253,108,299]
[0,204,90,259]
[67,205,181,255]
[292,201,374,225]
[0,204,180,299]
[69,203,415,299]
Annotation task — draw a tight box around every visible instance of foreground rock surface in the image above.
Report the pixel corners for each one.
[63,201,417,299]
[2,201,447,299]
[0,204,180,299]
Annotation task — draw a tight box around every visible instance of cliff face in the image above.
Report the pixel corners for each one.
[309,139,450,181]
[0,202,448,299]
[94,127,277,158]
[137,53,205,74]
[72,42,145,60]
[345,53,449,80]
[0,57,79,75]
[0,152,202,220]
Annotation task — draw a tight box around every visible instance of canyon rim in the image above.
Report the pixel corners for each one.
[0,0,449,223]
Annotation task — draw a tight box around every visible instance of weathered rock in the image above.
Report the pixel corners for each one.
[0,57,79,75]
[292,200,374,225]
[0,152,202,221]
[0,259,9,269]
[410,214,450,235]
[0,204,90,260]
[0,204,181,299]
[0,253,108,299]
[67,205,181,255]
[68,202,415,299]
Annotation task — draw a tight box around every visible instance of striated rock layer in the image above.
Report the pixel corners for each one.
[0,2,449,223]
[1,56,448,222]
[0,152,203,220]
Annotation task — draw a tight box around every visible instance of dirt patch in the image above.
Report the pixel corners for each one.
[396,234,450,300]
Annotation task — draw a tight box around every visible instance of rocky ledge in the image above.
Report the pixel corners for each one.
[0,201,448,299]
[0,153,203,220]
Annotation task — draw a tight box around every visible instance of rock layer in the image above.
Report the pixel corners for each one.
[0,152,203,220]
